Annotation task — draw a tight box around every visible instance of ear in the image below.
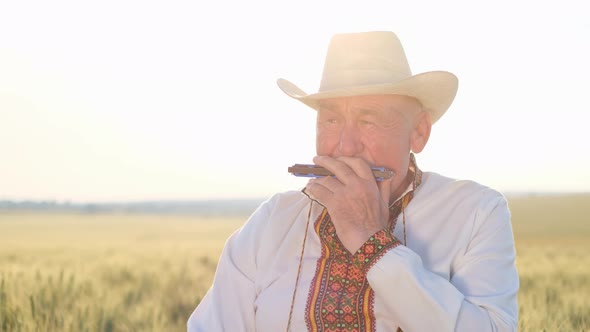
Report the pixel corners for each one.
[410,111,432,153]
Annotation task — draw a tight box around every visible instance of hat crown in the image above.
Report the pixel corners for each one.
[320,31,412,91]
[276,30,458,124]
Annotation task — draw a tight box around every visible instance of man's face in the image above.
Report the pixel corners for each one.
[316,94,428,197]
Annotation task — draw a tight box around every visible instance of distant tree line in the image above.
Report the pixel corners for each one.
[0,199,264,217]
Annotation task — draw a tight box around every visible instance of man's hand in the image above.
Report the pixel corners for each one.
[304,156,392,253]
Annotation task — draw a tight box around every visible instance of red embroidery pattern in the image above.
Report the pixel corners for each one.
[305,210,400,332]
[305,155,422,332]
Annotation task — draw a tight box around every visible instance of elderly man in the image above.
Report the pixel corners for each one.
[188,31,518,331]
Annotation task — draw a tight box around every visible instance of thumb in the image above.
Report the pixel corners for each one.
[378,178,393,209]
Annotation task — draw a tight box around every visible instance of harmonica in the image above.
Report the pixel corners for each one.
[288,164,395,181]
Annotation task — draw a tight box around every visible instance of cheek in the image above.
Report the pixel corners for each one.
[366,135,410,166]
[316,127,339,154]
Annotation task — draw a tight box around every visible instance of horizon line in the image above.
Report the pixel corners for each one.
[1,190,590,205]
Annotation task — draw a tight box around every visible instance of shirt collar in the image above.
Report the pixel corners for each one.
[389,153,422,208]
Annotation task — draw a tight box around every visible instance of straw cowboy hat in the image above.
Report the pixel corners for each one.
[277,31,458,124]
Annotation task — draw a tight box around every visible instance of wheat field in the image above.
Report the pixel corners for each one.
[0,194,589,331]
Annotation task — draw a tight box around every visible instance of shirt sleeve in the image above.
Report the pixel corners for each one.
[366,194,519,332]
[187,202,271,332]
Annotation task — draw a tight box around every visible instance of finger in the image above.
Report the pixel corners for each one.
[312,175,344,193]
[313,156,356,184]
[305,178,334,206]
[334,156,375,181]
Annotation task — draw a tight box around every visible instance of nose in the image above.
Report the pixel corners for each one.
[337,123,363,157]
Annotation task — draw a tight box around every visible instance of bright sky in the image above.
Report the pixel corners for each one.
[1,0,589,202]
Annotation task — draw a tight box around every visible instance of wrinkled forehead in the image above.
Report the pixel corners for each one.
[317,94,423,115]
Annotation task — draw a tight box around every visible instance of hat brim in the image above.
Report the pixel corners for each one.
[277,71,458,124]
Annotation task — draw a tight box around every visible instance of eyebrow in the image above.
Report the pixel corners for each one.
[356,107,392,122]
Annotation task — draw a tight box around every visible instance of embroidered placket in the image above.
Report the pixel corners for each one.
[305,155,422,332]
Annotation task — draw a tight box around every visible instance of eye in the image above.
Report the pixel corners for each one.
[359,119,376,127]
[317,109,342,127]
[318,114,342,126]
[319,118,341,128]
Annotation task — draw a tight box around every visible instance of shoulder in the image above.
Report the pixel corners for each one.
[416,171,507,208]
[413,172,510,231]
[251,190,310,224]
[232,190,310,245]
[224,190,313,274]
[414,172,511,236]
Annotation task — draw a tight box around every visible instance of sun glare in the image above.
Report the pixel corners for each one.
[0,0,589,201]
